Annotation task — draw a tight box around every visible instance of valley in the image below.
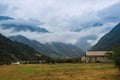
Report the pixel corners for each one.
[0,1,120,80]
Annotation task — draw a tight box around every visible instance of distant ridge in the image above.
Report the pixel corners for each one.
[9,35,85,58]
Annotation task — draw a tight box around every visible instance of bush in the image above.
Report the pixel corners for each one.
[107,46,120,70]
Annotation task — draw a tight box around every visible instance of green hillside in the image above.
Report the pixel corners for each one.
[90,23,120,51]
[0,33,47,65]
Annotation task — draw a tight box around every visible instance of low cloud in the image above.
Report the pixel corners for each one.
[0,0,120,50]
[0,22,115,46]
[0,18,43,27]
[1,0,119,32]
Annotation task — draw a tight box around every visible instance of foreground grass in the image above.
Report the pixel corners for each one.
[0,63,119,80]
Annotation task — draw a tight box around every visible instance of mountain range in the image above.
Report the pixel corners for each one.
[0,16,85,59]
[3,15,120,59]
[0,33,48,65]
[90,23,120,51]
[9,35,85,58]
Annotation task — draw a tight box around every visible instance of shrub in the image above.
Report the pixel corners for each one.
[107,46,120,70]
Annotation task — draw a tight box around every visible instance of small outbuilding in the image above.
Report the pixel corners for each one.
[11,61,20,65]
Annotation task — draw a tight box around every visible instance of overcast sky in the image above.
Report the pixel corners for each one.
[0,0,120,46]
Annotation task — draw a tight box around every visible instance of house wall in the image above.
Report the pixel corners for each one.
[85,56,110,63]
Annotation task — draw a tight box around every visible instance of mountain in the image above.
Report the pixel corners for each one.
[71,22,102,51]
[0,33,47,65]
[75,35,97,51]
[90,23,120,51]
[0,16,49,33]
[45,42,85,58]
[9,35,85,58]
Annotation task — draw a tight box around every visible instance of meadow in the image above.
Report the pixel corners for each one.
[0,63,119,80]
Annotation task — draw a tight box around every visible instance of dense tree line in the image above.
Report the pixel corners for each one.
[44,57,81,64]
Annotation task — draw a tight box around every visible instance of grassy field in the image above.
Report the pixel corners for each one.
[0,63,119,80]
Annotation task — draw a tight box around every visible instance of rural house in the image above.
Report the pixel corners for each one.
[81,51,112,63]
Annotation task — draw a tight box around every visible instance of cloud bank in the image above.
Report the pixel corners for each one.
[0,0,120,50]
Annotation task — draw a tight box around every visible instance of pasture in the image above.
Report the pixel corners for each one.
[0,63,119,80]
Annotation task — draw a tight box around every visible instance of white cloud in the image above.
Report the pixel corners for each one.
[98,2,120,23]
[0,22,115,46]
[0,0,119,31]
[0,27,15,36]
